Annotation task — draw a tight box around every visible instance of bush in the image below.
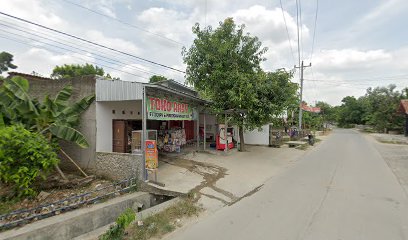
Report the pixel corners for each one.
[0,125,59,197]
[100,208,136,240]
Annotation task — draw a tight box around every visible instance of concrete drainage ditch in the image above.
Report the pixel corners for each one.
[0,192,178,240]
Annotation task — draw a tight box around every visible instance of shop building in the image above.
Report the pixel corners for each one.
[8,72,218,181]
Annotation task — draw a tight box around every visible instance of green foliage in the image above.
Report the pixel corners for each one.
[337,96,366,127]
[182,18,297,149]
[100,208,135,240]
[0,77,95,148]
[149,75,168,83]
[336,85,406,132]
[0,51,17,74]
[51,63,105,79]
[0,125,59,196]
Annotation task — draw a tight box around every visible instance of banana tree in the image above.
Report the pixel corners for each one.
[0,76,95,178]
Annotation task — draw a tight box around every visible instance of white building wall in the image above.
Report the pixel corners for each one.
[199,113,217,141]
[96,100,142,152]
[243,124,270,145]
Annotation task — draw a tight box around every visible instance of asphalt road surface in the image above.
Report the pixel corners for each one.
[168,129,408,240]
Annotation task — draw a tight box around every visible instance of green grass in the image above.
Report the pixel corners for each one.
[378,139,407,145]
[125,197,201,240]
[0,197,20,215]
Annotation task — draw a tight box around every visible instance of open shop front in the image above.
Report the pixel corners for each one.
[142,83,207,155]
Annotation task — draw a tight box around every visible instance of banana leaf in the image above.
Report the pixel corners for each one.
[3,77,38,115]
[63,94,95,116]
[54,85,73,107]
[49,123,89,148]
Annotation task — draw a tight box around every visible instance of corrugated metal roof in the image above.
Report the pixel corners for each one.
[96,78,143,101]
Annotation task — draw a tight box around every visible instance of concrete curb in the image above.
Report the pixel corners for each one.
[75,197,182,240]
[0,192,160,240]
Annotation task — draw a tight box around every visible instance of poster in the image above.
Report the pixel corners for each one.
[145,140,158,169]
[147,96,193,120]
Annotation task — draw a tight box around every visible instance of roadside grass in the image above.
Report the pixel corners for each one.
[0,197,20,215]
[125,197,201,240]
[378,139,408,145]
[296,138,322,151]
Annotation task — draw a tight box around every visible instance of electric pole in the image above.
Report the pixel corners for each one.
[295,60,311,130]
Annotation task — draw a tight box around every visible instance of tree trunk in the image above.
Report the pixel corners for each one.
[239,126,245,152]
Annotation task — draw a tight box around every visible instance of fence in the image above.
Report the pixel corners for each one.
[0,178,139,230]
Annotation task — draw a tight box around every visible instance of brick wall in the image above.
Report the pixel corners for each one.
[7,73,97,170]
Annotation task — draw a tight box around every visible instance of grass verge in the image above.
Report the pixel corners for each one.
[124,197,201,240]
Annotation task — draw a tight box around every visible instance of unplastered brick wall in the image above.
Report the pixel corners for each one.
[93,152,144,181]
[7,73,97,170]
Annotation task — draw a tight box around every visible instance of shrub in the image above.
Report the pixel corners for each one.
[0,125,59,197]
[100,208,136,240]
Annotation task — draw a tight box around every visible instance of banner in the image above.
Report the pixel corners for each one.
[145,140,158,169]
[147,97,193,120]
[301,103,321,113]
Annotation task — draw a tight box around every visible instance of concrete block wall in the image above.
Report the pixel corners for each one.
[93,152,144,181]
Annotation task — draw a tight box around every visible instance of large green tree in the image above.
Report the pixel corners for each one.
[183,18,297,151]
[0,51,17,74]
[183,18,267,151]
[51,63,105,79]
[362,85,405,132]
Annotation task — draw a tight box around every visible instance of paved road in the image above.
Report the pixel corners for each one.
[168,129,408,240]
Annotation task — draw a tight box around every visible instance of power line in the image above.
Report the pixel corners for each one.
[59,0,184,46]
[0,33,150,80]
[0,11,186,74]
[279,0,297,65]
[0,21,164,77]
[309,0,319,62]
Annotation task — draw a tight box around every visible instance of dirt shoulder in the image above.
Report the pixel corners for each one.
[366,133,408,195]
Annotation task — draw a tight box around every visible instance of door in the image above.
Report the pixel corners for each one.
[113,120,126,153]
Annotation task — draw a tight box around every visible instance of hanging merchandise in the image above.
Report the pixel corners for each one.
[157,128,187,152]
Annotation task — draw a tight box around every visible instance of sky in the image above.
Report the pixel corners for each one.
[0,0,407,106]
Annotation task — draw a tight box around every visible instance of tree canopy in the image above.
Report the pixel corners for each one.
[149,75,169,83]
[182,18,298,150]
[51,63,108,79]
[336,85,407,131]
[0,51,17,74]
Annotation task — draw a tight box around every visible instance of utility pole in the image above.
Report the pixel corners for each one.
[294,60,311,130]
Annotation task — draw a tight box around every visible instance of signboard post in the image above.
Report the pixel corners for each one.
[145,140,158,170]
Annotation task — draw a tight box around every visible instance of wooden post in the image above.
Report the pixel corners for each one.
[196,109,200,150]
[225,113,228,153]
[60,149,88,177]
[203,112,206,151]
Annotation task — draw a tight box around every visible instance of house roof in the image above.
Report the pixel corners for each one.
[399,99,408,114]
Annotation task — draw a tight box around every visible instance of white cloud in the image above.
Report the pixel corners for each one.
[13,48,96,77]
[85,30,140,55]
[1,0,68,29]
[312,48,392,72]
[109,63,152,82]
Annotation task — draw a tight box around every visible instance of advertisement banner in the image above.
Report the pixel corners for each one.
[147,97,193,120]
[301,103,321,113]
[145,140,158,169]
